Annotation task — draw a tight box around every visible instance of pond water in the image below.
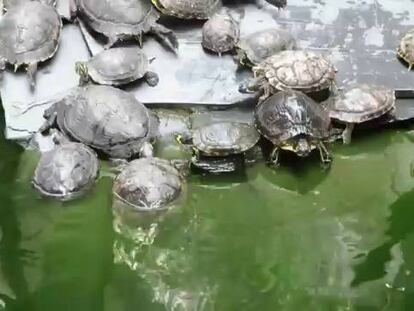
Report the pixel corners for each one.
[2,100,414,311]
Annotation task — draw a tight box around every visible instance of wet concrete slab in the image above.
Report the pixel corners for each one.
[2,0,414,140]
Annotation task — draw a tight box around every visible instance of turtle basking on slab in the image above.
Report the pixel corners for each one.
[398,29,414,70]
[39,85,156,159]
[255,91,332,166]
[327,84,395,144]
[70,0,178,50]
[240,50,336,101]
[0,1,62,88]
[75,47,159,87]
[33,142,99,201]
[151,0,222,20]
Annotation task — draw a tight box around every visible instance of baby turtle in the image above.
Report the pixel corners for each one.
[70,0,178,50]
[113,157,184,211]
[235,28,297,66]
[40,85,155,159]
[328,84,395,144]
[240,50,336,100]
[151,0,222,20]
[33,142,99,200]
[178,121,260,172]
[75,47,159,87]
[255,91,332,166]
[202,9,240,55]
[397,29,414,70]
[0,1,62,87]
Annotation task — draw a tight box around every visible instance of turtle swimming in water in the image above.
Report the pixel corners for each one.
[0,1,62,87]
[240,50,336,101]
[235,28,297,67]
[151,0,222,20]
[113,157,185,211]
[39,85,156,159]
[397,29,414,70]
[327,84,395,144]
[202,9,240,56]
[255,91,332,166]
[70,0,178,50]
[75,47,159,87]
[33,142,99,200]
[178,121,260,173]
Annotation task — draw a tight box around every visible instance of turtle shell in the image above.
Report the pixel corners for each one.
[56,85,152,159]
[83,47,150,85]
[202,10,240,54]
[151,0,222,20]
[33,143,99,200]
[328,84,395,124]
[237,28,296,66]
[255,91,331,145]
[397,29,414,68]
[4,0,56,10]
[254,50,336,93]
[192,122,260,156]
[0,2,61,66]
[113,158,183,211]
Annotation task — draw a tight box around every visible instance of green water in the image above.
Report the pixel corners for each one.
[2,104,414,311]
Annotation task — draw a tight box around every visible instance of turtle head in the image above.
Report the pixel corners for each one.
[294,137,312,158]
[75,61,89,85]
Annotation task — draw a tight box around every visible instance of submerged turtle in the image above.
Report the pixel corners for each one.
[70,0,178,50]
[33,142,99,200]
[327,84,395,144]
[397,29,414,70]
[3,0,56,10]
[255,91,332,166]
[113,157,185,211]
[240,50,336,100]
[178,121,260,172]
[75,47,159,87]
[235,28,297,67]
[202,9,240,55]
[0,1,62,87]
[40,85,155,159]
[151,0,222,20]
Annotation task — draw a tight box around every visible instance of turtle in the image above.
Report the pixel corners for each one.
[39,85,156,159]
[113,157,185,211]
[240,50,336,101]
[264,0,287,9]
[235,28,297,67]
[327,84,395,144]
[397,29,414,70]
[75,47,159,87]
[70,0,178,50]
[0,1,62,87]
[33,142,99,200]
[3,0,56,11]
[202,9,240,55]
[255,91,332,166]
[151,0,222,20]
[178,121,260,173]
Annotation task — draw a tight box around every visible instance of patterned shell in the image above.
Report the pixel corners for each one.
[255,91,331,145]
[151,0,222,19]
[398,29,414,68]
[253,50,336,93]
[328,84,395,123]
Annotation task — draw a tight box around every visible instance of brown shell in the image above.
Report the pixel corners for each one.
[398,29,414,68]
[328,84,395,123]
[253,50,336,93]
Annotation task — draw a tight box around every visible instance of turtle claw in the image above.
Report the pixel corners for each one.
[27,62,38,89]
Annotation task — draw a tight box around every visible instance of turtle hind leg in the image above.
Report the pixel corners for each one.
[144,71,159,87]
[150,23,179,51]
[318,142,332,169]
[342,123,355,144]
[104,35,119,49]
[27,62,38,89]
[269,146,281,167]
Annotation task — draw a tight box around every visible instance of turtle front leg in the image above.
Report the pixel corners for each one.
[104,35,119,49]
[342,123,355,144]
[269,146,280,167]
[39,104,58,134]
[318,142,332,169]
[144,71,159,87]
[150,23,179,51]
[239,77,262,94]
[27,62,38,89]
